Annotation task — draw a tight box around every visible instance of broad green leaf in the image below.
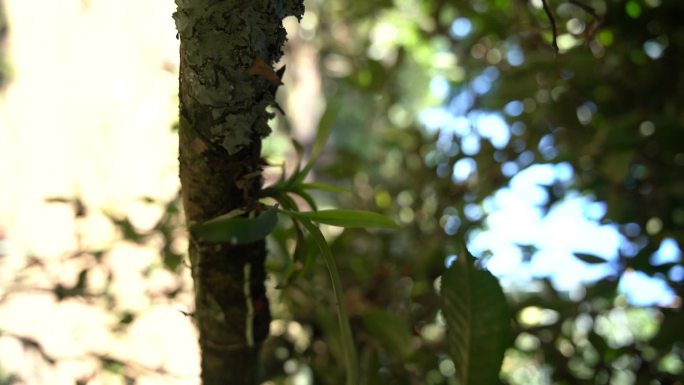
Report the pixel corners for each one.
[297,218,359,385]
[300,182,351,193]
[283,209,398,228]
[191,206,278,244]
[573,252,608,264]
[361,309,414,360]
[441,257,510,385]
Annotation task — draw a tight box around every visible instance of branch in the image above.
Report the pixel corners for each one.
[568,0,602,22]
[568,0,605,37]
[540,0,559,53]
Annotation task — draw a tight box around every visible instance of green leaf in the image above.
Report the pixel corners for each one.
[273,101,341,194]
[297,218,359,385]
[282,209,398,228]
[441,256,510,385]
[191,206,278,244]
[291,100,340,185]
[300,182,351,194]
[573,252,608,264]
[361,309,414,360]
[291,138,305,170]
[291,189,318,211]
[308,100,340,167]
[286,227,317,283]
[274,193,298,211]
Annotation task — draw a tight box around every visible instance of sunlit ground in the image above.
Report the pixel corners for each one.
[0,1,199,383]
[0,1,324,383]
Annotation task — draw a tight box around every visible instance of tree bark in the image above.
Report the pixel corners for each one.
[174,1,303,384]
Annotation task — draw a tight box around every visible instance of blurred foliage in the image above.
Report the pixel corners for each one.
[262,0,684,384]
[1,0,683,384]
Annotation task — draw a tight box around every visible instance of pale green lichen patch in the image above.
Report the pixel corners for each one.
[174,0,303,155]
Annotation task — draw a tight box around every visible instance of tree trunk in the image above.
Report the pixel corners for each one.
[173,1,303,384]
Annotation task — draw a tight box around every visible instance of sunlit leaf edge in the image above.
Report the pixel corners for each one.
[282,209,398,228]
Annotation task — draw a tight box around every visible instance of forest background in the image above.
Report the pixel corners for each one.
[0,0,682,384]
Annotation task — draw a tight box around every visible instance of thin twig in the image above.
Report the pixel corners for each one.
[568,0,602,22]
[568,0,605,38]
[540,0,559,53]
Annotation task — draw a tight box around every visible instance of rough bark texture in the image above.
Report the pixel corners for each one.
[174,1,303,384]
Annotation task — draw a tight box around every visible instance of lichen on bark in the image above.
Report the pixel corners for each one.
[174,0,303,155]
[174,1,304,384]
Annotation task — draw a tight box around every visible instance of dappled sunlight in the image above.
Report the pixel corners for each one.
[0,0,196,383]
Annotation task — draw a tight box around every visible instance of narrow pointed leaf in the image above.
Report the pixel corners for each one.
[291,138,305,172]
[283,209,398,229]
[291,189,318,211]
[297,218,359,385]
[310,100,340,162]
[573,252,608,264]
[292,101,340,185]
[441,257,510,385]
[191,206,278,244]
[274,193,298,212]
[300,182,351,194]
[286,230,317,284]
